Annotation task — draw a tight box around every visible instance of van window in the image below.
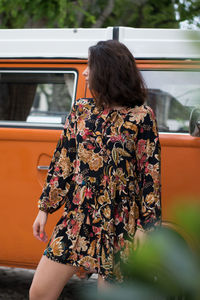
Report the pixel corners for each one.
[0,71,77,127]
[142,70,200,133]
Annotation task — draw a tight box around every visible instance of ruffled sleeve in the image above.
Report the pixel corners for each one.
[135,106,161,231]
[38,102,77,214]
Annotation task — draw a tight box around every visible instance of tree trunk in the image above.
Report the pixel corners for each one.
[92,0,115,28]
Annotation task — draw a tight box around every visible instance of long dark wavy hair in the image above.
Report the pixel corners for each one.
[88,40,147,108]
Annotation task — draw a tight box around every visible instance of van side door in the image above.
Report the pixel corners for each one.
[0,59,87,268]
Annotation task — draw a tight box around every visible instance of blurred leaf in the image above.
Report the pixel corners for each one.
[171,200,200,250]
[84,282,165,300]
[122,225,200,298]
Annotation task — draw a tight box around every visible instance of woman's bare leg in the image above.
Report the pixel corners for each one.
[97,275,112,290]
[29,255,78,300]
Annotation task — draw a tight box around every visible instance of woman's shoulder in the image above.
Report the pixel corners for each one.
[75,97,95,107]
[128,104,156,125]
[72,98,95,116]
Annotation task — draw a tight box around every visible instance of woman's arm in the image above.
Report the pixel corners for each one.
[33,101,79,241]
[32,210,48,242]
[135,106,161,232]
[38,101,77,214]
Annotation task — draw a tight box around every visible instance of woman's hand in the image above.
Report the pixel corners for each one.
[32,210,48,242]
[134,228,148,250]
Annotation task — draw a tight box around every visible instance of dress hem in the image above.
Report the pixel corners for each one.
[42,253,100,280]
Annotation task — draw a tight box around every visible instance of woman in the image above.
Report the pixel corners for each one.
[29,40,161,300]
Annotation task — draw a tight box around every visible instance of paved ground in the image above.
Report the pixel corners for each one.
[0,267,97,300]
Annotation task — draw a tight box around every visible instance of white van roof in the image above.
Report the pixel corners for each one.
[119,27,200,59]
[0,27,199,59]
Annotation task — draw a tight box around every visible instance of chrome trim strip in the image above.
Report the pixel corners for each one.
[37,166,49,170]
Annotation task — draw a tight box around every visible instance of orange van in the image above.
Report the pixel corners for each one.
[0,27,200,269]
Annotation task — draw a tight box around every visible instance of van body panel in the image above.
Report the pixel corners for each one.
[0,127,61,268]
[160,134,200,221]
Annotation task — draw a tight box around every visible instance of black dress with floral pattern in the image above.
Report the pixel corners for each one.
[38,98,161,283]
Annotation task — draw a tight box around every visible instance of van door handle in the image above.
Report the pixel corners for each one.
[37,165,49,170]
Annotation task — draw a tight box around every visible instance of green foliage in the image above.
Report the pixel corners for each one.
[0,0,96,28]
[104,0,179,28]
[0,0,199,29]
[175,0,200,27]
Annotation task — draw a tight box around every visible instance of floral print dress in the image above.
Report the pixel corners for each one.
[38,98,161,283]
